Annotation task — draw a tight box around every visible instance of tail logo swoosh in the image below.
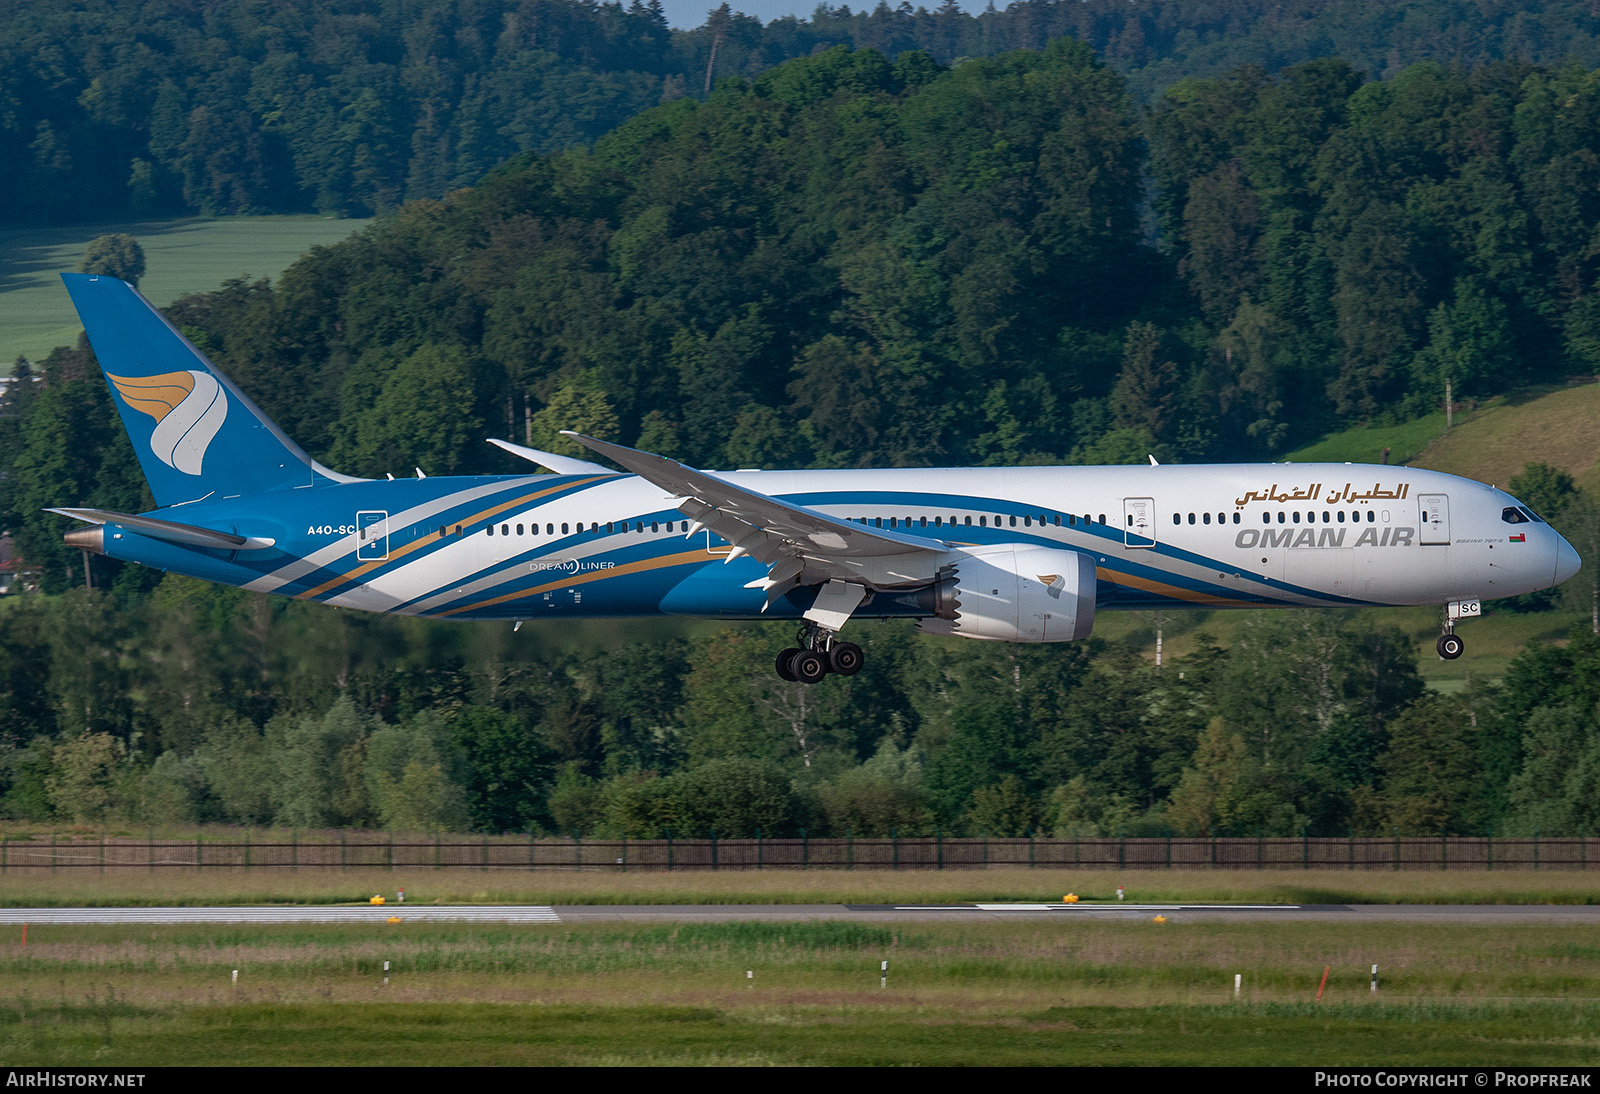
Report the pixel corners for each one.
[108,371,227,476]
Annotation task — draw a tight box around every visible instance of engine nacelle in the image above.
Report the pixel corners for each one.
[916,544,1096,642]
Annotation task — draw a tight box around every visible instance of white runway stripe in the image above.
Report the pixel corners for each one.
[0,905,561,924]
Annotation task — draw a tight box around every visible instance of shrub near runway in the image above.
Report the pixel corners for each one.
[5,920,1600,1064]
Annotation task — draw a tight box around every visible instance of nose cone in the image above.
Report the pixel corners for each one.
[1556,535,1582,586]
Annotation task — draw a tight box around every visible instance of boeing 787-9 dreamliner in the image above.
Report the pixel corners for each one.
[51,273,1582,683]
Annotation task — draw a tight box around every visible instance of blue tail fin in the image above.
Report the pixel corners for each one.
[61,272,357,507]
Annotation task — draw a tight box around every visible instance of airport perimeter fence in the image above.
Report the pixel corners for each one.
[0,832,1596,872]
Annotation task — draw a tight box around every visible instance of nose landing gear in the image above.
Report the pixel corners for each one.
[776,623,863,683]
[1436,599,1480,660]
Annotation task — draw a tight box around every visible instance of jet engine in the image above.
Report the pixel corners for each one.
[916,544,1096,642]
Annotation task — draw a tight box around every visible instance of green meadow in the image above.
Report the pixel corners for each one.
[0,216,368,370]
[3,918,1599,1065]
[2,865,1599,907]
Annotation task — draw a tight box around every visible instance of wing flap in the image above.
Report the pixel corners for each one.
[560,432,945,560]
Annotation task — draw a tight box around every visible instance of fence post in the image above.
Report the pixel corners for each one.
[1073,827,1080,867]
[1583,828,1588,872]
[50,831,56,874]
[892,829,898,870]
[667,829,673,872]
[244,829,250,873]
[1165,827,1172,869]
[148,830,153,874]
[1302,827,1308,870]
[848,828,853,871]
[710,828,717,871]
[936,828,942,871]
[1348,827,1355,871]
[527,828,534,872]
[100,830,105,874]
[622,833,628,872]
[196,831,202,873]
[340,830,347,871]
[438,831,443,871]
[1392,828,1400,872]
[571,831,579,871]
[292,828,299,871]
[801,828,808,870]
[1209,826,1215,868]
[1119,828,1126,870]
[1028,828,1034,869]
[1534,828,1540,871]
[1486,829,1492,872]
[1256,827,1262,870]
[1440,830,1447,871]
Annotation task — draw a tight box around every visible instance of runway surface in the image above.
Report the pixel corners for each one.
[4,903,1600,925]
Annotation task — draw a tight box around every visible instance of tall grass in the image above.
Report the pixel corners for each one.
[3,866,1599,907]
[6,919,1600,1064]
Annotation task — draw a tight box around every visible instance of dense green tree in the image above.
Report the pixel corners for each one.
[78,234,146,286]
[1358,694,1489,835]
[267,695,373,828]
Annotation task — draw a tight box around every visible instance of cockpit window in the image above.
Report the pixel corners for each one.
[1520,506,1547,524]
[1501,507,1530,525]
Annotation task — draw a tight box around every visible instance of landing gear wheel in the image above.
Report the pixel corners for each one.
[828,641,864,676]
[1437,633,1465,660]
[792,649,829,684]
[776,648,802,681]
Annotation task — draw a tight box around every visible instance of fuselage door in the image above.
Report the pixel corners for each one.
[1123,497,1155,548]
[356,510,390,561]
[1418,494,1450,546]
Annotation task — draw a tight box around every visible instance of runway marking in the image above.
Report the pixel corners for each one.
[0,905,562,925]
[873,903,1304,913]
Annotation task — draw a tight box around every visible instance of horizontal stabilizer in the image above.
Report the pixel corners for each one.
[48,508,276,551]
[488,438,614,476]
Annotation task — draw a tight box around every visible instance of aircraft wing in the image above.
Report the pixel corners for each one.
[561,432,945,608]
[487,438,614,476]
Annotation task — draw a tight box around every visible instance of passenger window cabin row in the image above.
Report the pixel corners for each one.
[435,505,1414,542]
[1173,510,1381,526]
[440,519,689,539]
[848,513,1106,529]
[435,511,1116,539]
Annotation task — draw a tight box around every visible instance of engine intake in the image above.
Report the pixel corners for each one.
[916,544,1096,642]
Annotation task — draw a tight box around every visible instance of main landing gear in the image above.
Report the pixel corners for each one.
[1436,632,1465,660]
[776,623,863,684]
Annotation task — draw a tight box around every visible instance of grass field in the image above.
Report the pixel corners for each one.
[4,918,1599,1064]
[1285,410,1455,467]
[0,216,369,370]
[1093,600,1580,693]
[3,867,1600,907]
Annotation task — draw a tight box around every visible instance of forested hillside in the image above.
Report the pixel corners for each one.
[4,39,1600,841]
[9,0,1600,223]
[4,573,1599,842]
[12,41,1600,581]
